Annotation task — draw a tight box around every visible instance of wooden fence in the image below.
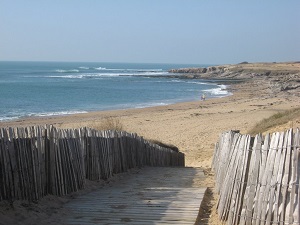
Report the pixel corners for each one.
[212,129,299,225]
[0,126,184,202]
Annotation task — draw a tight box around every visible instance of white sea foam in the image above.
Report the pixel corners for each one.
[186,81,212,85]
[164,80,212,86]
[94,67,107,70]
[91,67,165,74]
[0,110,88,121]
[55,69,79,73]
[28,110,88,117]
[207,88,229,95]
[96,68,163,72]
[218,84,227,90]
[92,70,167,76]
[135,71,168,76]
[48,73,123,79]
[204,85,231,96]
[79,66,89,69]
[47,71,168,79]
[48,75,85,79]
[133,102,169,109]
[134,69,163,72]
[0,116,20,121]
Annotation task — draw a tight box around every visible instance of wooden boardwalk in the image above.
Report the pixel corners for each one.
[64,167,206,225]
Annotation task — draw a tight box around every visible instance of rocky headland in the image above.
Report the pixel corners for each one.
[169,62,300,97]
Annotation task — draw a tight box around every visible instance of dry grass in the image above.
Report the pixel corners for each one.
[248,107,300,135]
[93,117,124,131]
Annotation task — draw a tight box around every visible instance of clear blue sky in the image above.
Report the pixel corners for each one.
[1,0,299,64]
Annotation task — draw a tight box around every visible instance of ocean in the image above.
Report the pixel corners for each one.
[0,61,230,121]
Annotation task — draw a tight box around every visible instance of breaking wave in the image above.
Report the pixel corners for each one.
[204,85,231,96]
[55,69,79,73]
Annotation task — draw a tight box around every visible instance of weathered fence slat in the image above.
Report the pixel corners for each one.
[223,134,241,223]
[295,128,300,224]
[213,129,300,225]
[289,129,299,224]
[280,130,292,225]
[243,134,262,225]
[0,125,184,202]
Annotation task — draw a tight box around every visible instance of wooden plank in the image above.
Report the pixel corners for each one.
[72,129,84,189]
[5,128,17,201]
[258,132,280,225]
[232,134,251,225]
[63,167,206,225]
[17,127,30,200]
[243,134,262,225]
[289,128,299,224]
[34,126,43,199]
[0,128,10,200]
[273,130,289,223]
[28,126,38,201]
[11,128,26,199]
[295,128,300,225]
[219,133,241,222]
[251,133,270,225]
[265,132,285,224]
[279,129,292,225]
[65,131,79,192]
[252,133,271,225]
[0,129,5,200]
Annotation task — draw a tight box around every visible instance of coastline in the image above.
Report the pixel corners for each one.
[0,61,224,122]
[1,62,299,225]
[1,76,298,167]
[0,83,231,123]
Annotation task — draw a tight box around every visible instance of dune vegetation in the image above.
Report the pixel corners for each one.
[248,107,300,135]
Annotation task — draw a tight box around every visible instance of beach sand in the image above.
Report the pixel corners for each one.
[2,76,298,168]
[1,73,299,224]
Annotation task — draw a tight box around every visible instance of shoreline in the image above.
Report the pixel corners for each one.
[0,93,233,129]
[0,61,228,123]
[1,78,298,162]
[0,89,233,128]
[1,61,299,167]
[0,81,232,123]
[1,62,300,225]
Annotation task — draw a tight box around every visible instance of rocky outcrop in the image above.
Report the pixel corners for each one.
[169,66,226,74]
[169,62,300,96]
[269,73,300,93]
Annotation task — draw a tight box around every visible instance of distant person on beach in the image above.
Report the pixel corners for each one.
[201,93,206,101]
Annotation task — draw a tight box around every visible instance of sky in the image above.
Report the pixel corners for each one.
[1,0,300,64]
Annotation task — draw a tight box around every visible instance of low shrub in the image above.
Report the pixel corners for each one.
[94,117,124,131]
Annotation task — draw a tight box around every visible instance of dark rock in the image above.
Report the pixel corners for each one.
[265,71,271,76]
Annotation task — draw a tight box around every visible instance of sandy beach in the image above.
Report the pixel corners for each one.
[1,62,300,224]
[1,70,299,168]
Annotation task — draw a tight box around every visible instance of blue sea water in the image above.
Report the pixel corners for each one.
[0,61,230,121]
